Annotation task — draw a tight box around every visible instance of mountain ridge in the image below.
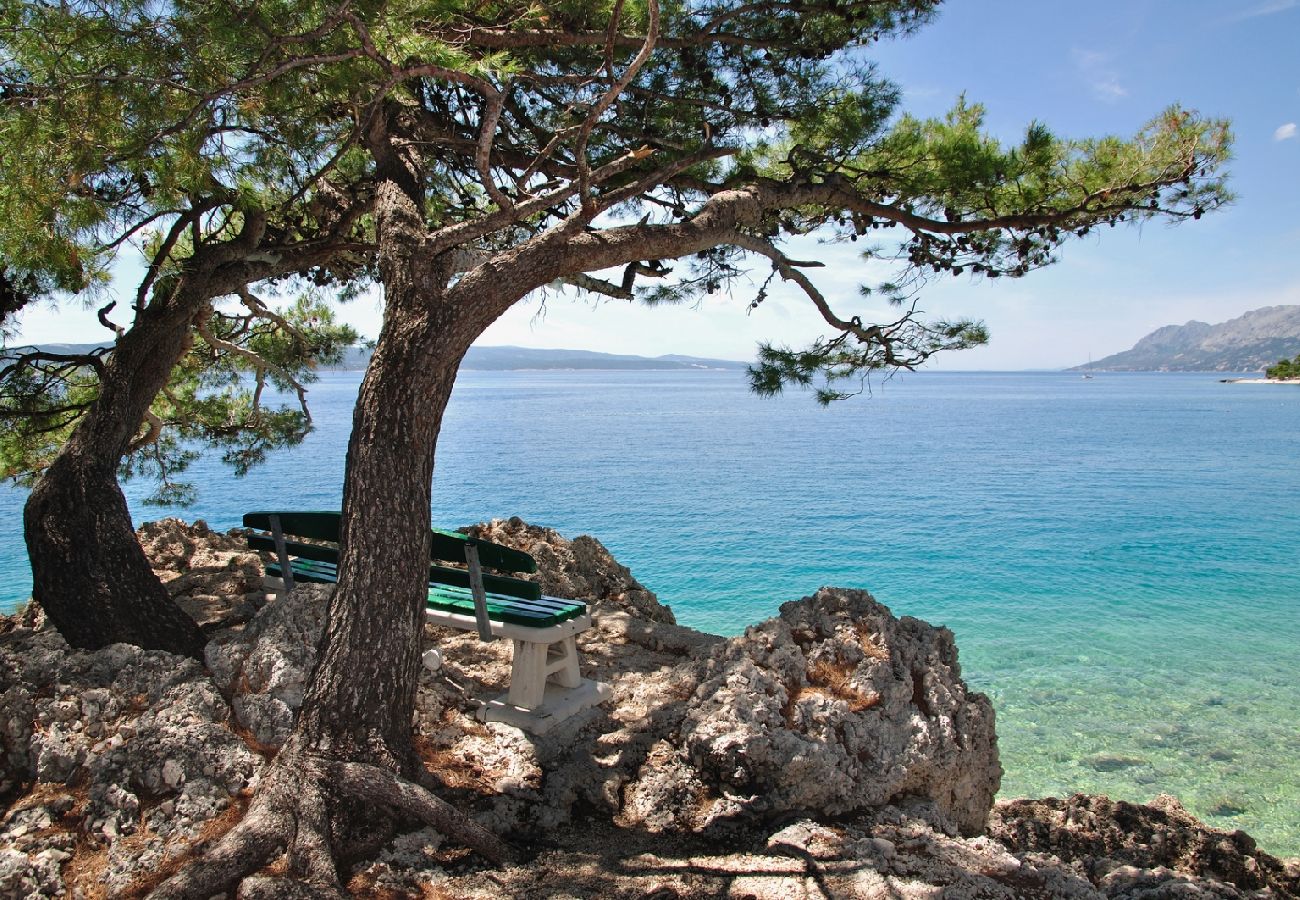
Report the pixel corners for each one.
[1073,305,1300,372]
[5,342,749,372]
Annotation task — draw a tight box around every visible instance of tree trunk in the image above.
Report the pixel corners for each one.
[295,233,475,768]
[24,300,206,658]
[148,185,517,899]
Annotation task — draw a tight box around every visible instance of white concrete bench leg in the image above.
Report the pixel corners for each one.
[507,639,548,709]
[548,635,582,690]
[427,608,609,733]
[507,635,583,708]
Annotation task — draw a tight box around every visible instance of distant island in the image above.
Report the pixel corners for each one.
[1072,305,1300,373]
[337,345,749,371]
[9,342,748,373]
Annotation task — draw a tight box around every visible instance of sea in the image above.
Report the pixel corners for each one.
[2,369,1298,855]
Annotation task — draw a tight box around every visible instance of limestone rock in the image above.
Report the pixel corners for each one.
[0,620,258,897]
[620,587,1000,836]
[464,517,676,623]
[206,583,333,749]
[4,516,1295,898]
[991,793,1300,897]
[138,517,265,628]
[0,846,67,900]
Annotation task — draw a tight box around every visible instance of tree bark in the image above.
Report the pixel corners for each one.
[147,183,516,898]
[294,174,480,767]
[23,298,208,658]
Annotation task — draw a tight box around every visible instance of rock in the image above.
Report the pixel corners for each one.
[990,793,1300,897]
[206,584,333,749]
[619,587,1000,836]
[0,616,258,895]
[137,518,265,628]
[0,845,66,900]
[4,516,1296,899]
[464,517,676,623]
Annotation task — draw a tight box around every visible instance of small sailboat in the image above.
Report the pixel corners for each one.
[1082,352,1095,379]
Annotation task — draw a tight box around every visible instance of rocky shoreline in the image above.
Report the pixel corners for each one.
[2,518,1296,898]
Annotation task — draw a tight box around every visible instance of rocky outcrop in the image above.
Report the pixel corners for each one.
[615,588,1000,836]
[0,626,259,897]
[465,516,676,624]
[991,794,1300,897]
[205,584,333,749]
[1,518,1295,899]
[136,517,266,628]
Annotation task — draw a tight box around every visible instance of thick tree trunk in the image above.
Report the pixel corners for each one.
[294,287,472,767]
[23,301,206,657]
[148,184,516,899]
[293,172,493,768]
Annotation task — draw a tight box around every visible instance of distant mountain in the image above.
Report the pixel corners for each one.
[1,342,103,357]
[1074,305,1300,372]
[7,342,746,373]
[334,345,745,371]
[464,346,746,371]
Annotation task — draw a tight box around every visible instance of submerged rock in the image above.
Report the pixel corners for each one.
[991,794,1300,897]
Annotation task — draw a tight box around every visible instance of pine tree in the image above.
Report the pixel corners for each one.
[4,2,1234,893]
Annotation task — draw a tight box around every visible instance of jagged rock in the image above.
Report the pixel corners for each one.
[465,517,676,623]
[137,518,265,628]
[345,826,450,896]
[0,621,259,897]
[206,583,333,749]
[0,846,66,899]
[991,794,1300,897]
[618,587,1000,836]
[4,517,1296,898]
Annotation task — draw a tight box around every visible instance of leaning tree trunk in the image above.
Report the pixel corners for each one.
[149,183,512,899]
[24,299,207,658]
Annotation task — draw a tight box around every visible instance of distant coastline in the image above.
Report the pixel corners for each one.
[7,342,749,373]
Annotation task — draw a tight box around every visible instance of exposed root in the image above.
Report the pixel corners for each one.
[329,759,516,864]
[146,750,513,899]
[148,783,291,900]
[286,773,341,891]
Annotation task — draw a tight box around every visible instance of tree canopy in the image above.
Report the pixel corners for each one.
[1,0,374,500]
[1265,353,1300,380]
[2,1,1236,894]
[4,0,1231,405]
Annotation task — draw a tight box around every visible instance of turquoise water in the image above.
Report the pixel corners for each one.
[2,370,1298,855]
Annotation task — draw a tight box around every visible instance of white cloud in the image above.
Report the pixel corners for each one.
[1275,122,1298,141]
[1072,49,1128,103]
[1226,0,1298,21]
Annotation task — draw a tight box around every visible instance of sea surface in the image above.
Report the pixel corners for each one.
[3,369,1299,855]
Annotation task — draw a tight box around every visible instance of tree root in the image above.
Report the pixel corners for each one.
[147,751,513,899]
[328,759,515,864]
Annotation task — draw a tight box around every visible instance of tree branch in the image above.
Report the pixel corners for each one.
[576,0,659,210]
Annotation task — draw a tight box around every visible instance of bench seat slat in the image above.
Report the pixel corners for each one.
[426,583,584,617]
[426,587,585,628]
[265,561,585,629]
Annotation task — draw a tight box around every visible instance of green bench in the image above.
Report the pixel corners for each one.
[242,511,601,715]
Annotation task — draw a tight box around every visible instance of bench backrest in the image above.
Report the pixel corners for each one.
[245,507,540,592]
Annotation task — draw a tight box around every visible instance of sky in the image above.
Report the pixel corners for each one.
[11,0,1300,370]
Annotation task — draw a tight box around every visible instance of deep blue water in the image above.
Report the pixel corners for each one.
[2,370,1298,853]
